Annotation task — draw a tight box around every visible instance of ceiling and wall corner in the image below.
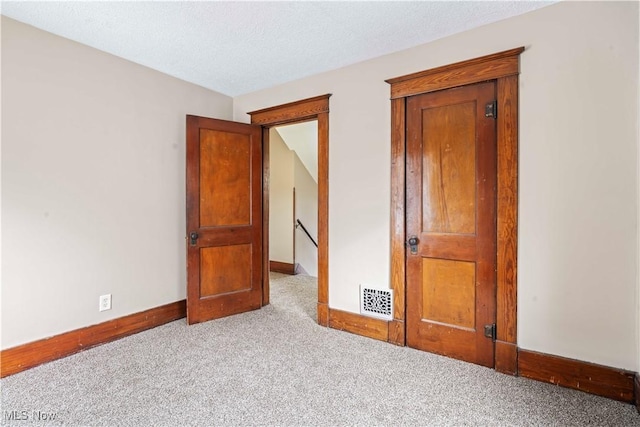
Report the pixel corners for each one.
[276,122,318,183]
[0,1,555,96]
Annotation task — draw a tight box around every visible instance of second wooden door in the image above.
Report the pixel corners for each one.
[405,81,497,367]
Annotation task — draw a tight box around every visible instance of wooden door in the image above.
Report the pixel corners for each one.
[405,82,497,367]
[186,115,263,324]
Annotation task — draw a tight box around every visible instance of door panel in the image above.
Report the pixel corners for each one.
[422,103,476,235]
[186,116,263,325]
[422,258,476,329]
[406,82,497,367]
[199,129,252,227]
[200,245,252,296]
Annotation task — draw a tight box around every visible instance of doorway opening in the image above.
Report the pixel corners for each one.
[268,122,319,279]
[248,94,331,326]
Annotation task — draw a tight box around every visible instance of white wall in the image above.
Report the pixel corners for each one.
[269,129,294,264]
[0,15,5,350]
[268,126,318,273]
[637,0,640,374]
[234,2,640,371]
[1,17,233,349]
[294,153,318,276]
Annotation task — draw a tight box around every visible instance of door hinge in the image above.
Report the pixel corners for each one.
[485,101,497,119]
[484,323,496,341]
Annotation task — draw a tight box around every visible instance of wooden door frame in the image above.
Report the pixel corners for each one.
[385,48,523,374]
[248,94,331,326]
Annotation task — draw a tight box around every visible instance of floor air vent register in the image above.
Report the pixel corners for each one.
[359,285,393,321]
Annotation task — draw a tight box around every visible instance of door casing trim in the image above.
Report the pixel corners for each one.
[386,47,523,373]
[249,95,331,326]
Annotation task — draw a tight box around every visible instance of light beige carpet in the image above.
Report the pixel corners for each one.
[1,273,639,426]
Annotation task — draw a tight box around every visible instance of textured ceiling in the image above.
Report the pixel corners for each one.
[1,1,553,96]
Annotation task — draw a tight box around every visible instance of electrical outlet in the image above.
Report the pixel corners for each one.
[99,294,112,312]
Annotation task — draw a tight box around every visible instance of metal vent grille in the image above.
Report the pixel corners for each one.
[360,285,393,321]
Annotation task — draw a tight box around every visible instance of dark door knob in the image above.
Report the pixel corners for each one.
[407,236,419,255]
[189,232,198,246]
